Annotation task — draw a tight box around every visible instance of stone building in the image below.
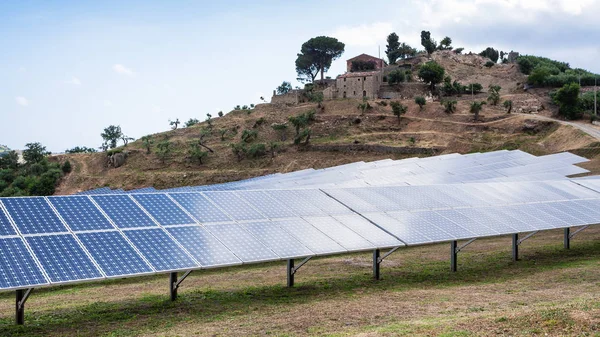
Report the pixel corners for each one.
[323,54,385,100]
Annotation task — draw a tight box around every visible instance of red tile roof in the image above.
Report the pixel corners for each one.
[338,71,380,78]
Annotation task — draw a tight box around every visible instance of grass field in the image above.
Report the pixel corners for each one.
[1,227,599,336]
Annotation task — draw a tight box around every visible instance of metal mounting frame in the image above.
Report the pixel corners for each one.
[16,288,33,325]
[564,225,590,250]
[512,231,540,261]
[451,238,477,272]
[286,256,312,287]
[170,270,193,301]
[373,246,401,280]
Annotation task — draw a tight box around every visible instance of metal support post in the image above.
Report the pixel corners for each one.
[287,259,294,287]
[512,233,519,261]
[564,228,570,250]
[373,249,380,280]
[170,272,178,301]
[15,288,32,325]
[451,240,458,272]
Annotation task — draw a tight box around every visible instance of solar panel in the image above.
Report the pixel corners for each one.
[48,196,114,231]
[292,190,353,215]
[554,201,600,224]
[410,211,476,239]
[26,234,103,283]
[265,190,327,216]
[346,189,400,212]
[0,237,48,290]
[166,225,242,267]
[387,211,456,242]
[2,197,67,234]
[332,214,404,248]
[0,203,17,236]
[123,228,199,271]
[508,204,567,229]
[242,221,314,258]
[454,208,518,234]
[374,187,449,210]
[534,203,588,226]
[303,217,375,251]
[274,219,346,255]
[321,189,380,213]
[169,193,232,223]
[363,213,429,245]
[92,195,157,229]
[202,192,265,221]
[434,209,500,237]
[234,190,297,219]
[77,231,154,277]
[131,194,195,226]
[204,223,280,262]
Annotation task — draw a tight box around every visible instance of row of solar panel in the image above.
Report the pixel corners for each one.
[1,177,600,290]
[75,150,587,195]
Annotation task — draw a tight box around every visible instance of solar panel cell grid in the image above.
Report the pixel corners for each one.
[332,214,403,248]
[266,190,327,216]
[0,204,16,236]
[167,226,242,267]
[124,228,199,272]
[169,193,232,223]
[204,223,279,262]
[275,219,346,255]
[26,234,103,283]
[77,231,153,277]
[363,213,431,245]
[235,191,296,219]
[0,237,48,289]
[387,211,456,242]
[243,221,314,259]
[202,192,265,221]
[92,195,157,229]
[131,194,195,226]
[48,196,114,231]
[303,217,374,251]
[2,197,67,234]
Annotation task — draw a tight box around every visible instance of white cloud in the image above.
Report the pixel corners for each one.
[103,100,112,107]
[331,22,394,47]
[152,105,162,113]
[113,64,134,76]
[15,96,29,107]
[66,76,82,86]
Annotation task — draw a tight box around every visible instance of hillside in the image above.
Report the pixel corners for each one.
[54,51,600,194]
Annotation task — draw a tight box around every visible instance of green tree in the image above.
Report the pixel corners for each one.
[503,100,513,114]
[61,160,72,173]
[415,96,426,110]
[441,100,457,113]
[0,151,20,170]
[528,66,551,85]
[141,136,153,154]
[390,101,408,123]
[295,53,320,83]
[156,140,171,163]
[65,146,97,154]
[219,128,228,141]
[387,70,405,85]
[271,123,288,141]
[121,135,134,147]
[553,83,581,119]
[464,83,483,94]
[487,85,502,106]
[241,129,258,143]
[418,61,445,91]
[438,36,452,50]
[295,36,345,82]
[386,32,401,64]
[420,31,437,55]
[169,118,180,130]
[276,81,292,95]
[470,101,487,121]
[185,118,200,127]
[454,47,464,54]
[218,111,224,117]
[23,142,50,164]
[187,142,208,164]
[357,101,372,114]
[206,113,213,128]
[101,125,123,149]
[479,47,499,63]
[398,43,417,59]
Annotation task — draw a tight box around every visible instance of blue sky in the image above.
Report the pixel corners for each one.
[2,0,600,152]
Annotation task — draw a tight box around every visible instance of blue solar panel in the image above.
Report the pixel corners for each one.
[169,193,232,223]
[0,237,48,289]
[123,228,199,271]
[77,231,154,277]
[202,192,265,221]
[92,195,157,228]
[26,234,103,283]
[48,196,114,231]
[167,225,242,267]
[2,197,67,234]
[0,203,17,236]
[131,194,195,226]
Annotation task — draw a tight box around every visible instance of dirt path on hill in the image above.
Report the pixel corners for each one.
[516,113,600,141]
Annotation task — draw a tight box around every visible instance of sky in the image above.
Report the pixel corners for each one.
[2,0,600,152]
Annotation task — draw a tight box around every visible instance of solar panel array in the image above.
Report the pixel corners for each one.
[1,150,599,292]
